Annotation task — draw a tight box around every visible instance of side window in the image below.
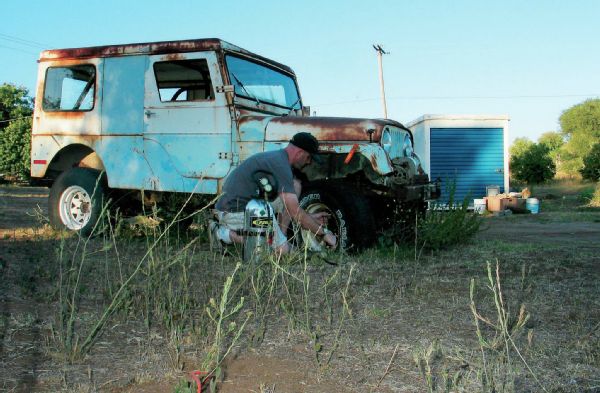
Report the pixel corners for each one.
[43,65,96,111]
[153,59,214,102]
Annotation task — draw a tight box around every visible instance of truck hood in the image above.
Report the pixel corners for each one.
[238,115,411,143]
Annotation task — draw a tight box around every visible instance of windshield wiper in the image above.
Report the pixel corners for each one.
[230,72,261,105]
[284,97,302,116]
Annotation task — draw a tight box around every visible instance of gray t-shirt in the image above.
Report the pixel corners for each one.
[215,149,295,212]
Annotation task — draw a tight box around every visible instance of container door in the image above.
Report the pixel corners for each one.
[143,51,232,191]
[430,128,505,204]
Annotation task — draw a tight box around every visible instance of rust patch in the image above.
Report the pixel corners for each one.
[40,39,221,61]
[161,53,186,61]
[38,39,296,75]
[40,111,86,120]
[267,117,388,141]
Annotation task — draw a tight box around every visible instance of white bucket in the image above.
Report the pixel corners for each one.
[486,185,500,197]
[473,199,487,214]
[526,198,540,214]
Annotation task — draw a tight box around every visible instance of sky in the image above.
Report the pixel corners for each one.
[1,0,599,144]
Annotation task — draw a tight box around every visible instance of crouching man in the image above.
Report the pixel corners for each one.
[210,132,337,253]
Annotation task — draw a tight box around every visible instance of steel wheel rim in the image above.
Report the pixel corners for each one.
[301,202,338,252]
[59,185,92,230]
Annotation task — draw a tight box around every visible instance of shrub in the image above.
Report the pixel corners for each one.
[580,143,600,181]
[0,117,32,179]
[590,182,600,207]
[418,194,480,251]
[510,143,556,184]
[0,84,33,180]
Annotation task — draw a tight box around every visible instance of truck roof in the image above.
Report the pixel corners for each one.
[38,38,294,74]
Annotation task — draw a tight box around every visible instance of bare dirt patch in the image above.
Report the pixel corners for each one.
[0,186,48,239]
[477,216,600,248]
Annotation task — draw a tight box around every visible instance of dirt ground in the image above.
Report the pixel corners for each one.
[1,185,600,392]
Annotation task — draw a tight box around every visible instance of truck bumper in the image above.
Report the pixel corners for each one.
[394,181,441,201]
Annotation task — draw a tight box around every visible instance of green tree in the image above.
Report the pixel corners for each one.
[0,83,33,179]
[580,143,600,181]
[538,131,565,174]
[510,143,556,184]
[509,137,534,159]
[559,99,600,176]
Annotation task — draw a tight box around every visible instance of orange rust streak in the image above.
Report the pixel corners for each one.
[41,111,87,119]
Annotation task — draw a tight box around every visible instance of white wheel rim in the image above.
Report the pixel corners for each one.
[301,202,335,252]
[59,185,92,230]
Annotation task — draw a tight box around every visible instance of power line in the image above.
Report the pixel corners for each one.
[313,93,600,106]
[0,32,49,49]
[0,44,38,56]
[0,116,32,125]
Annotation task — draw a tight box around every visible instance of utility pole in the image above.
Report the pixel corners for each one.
[373,44,388,118]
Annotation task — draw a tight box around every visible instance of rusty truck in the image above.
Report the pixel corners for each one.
[30,38,439,249]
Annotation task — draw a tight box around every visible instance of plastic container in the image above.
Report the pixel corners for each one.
[486,185,501,197]
[526,198,540,214]
[473,199,487,214]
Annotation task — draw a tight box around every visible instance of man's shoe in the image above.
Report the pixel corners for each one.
[208,220,224,253]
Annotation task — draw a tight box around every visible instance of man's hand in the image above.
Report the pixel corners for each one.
[311,211,331,225]
[323,231,337,249]
[280,192,338,249]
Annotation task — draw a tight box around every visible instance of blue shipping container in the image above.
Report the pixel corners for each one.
[407,115,510,206]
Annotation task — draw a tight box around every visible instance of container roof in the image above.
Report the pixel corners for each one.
[406,114,510,128]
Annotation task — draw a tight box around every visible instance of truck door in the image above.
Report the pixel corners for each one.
[143,51,232,192]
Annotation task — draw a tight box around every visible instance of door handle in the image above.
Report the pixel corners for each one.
[495,168,504,174]
[145,110,155,117]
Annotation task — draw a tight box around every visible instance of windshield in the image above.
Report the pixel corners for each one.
[225,55,301,109]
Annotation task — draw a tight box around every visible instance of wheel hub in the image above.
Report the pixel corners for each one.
[301,202,338,252]
[59,185,92,230]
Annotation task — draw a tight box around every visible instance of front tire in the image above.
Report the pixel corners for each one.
[297,182,376,252]
[49,168,107,236]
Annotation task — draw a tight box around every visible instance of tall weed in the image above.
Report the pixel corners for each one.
[418,194,480,251]
[413,261,545,392]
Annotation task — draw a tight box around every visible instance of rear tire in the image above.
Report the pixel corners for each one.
[297,182,376,252]
[49,168,107,236]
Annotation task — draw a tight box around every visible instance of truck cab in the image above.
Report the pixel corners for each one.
[31,38,438,249]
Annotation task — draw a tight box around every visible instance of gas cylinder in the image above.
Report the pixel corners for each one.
[243,199,275,262]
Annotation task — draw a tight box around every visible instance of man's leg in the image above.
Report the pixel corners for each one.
[213,208,291,255]
[276,178,302,234]
[211,211,244,245]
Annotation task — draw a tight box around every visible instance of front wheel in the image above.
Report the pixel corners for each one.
[297,182,376,252]
[49,168,107,236]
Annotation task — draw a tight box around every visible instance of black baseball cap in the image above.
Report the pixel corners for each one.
[290,132,322,163]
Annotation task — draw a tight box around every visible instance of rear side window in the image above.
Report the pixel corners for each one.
[153,59,214,102]
[43,65,96,111]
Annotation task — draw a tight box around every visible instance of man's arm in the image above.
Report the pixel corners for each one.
[280,192,337,248]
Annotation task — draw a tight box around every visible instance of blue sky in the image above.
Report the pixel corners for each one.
[1,0,599,144]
